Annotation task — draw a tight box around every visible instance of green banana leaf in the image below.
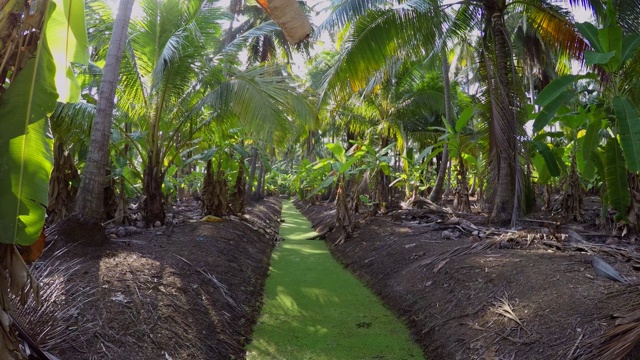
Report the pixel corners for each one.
[604,138,630,214]
[455,107,474,133]
[0,0,86,246]
[46,0,89,102]
[584,51,616,66]
[613,96,640,173]
[531,153,551,185]
[597,24,623,71]
[535,75,583,108]
[327,143,347,163]
[532,141,561,177]
[576,22,604,53]
[579,118,602,179]
[0,48,58,245]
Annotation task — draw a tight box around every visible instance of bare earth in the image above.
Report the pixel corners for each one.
[36,198,281,360]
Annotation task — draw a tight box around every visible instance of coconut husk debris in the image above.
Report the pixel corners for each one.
[256,0,311,44]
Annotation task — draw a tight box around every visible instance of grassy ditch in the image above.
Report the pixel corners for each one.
[247,200,423,360]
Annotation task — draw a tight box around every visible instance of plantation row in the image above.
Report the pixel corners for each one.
[2,0,640,357]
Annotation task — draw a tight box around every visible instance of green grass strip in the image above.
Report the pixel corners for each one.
[247,200,424,360]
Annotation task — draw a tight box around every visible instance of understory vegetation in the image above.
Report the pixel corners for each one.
[3,0,640,358]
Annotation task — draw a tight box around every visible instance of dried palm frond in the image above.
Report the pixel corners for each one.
[0,0,47,93]
[525,3,590,63]
[0,244,40,360]
[411,237,500,272]
[11,246,97,354]
[578,312,640,360]
[491,295,528,333]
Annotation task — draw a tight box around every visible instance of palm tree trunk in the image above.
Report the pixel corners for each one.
[202,160,228,217]
[230,161,246,214]
[429,47,454,203]
[259,164,267,197]
[444,158,452,198]
[47,140,79,225]
[484,0,518,223]
[247,147,258,194]
[306,130,316,162]
[255,163,264,199]
[143,153,166,225]
[74,0,134,220]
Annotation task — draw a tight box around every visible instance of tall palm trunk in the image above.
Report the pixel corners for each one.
[306,130,316,162]
[73,0,134,220]
[429,47,453,203]
[484,1,518,223]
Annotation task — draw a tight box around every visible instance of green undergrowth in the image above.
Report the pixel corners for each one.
[247,200,423,360]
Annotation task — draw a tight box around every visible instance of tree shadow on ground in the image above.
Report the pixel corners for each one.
[44,199,280,360]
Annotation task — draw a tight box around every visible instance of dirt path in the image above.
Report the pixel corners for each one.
[34,198,282,360]
[247,200,423,360]
[297,200,640,360]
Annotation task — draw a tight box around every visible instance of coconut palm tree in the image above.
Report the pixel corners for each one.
[82,0,313,224]
[72,0,135,231]
[319,0,599,223]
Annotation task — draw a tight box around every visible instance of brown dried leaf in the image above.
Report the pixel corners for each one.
[9,247,28,298]
[433,258,450,274]
[614,308,640,325]
[444,217,460,225]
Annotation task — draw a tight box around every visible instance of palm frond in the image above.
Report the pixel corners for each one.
[50,102,95,145]
[217,21,282,62]
[319,3,443,104]
[317,0,393,35]
[196,65,304,143]
[521,0,590,63]
[617,0,640,34]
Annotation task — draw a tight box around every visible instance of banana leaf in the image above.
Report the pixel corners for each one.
[613,96,640,173]
[604,138,630,215]
[0,45,57,245]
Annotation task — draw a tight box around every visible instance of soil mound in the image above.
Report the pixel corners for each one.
[297,200,640,359]
[35,198,281,360]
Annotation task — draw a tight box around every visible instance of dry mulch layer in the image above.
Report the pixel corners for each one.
[296,198,640,360]
[30,198,282,360]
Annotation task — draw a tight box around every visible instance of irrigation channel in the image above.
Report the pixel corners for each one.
[247,200,423,359]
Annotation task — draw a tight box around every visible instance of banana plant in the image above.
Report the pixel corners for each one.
[291,159,326,200]
[428,106,476,211]
[0,0,87,246]
[532,1,640,229]
[0,0,88,356]
[308,141,394,243]
[534,106,594,219]
[390,145,442,202]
